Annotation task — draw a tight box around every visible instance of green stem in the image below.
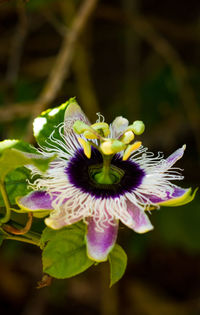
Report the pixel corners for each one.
[5,235,40,246]
[0,180,11,224]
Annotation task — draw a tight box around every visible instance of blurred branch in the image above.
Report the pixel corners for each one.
[6,0,28,85]
[59,0,100,119]
[25,0,98,142]
[97,5,200,155]
[42,9,68,37]
[146,16,200,43]
[0,102,34,122]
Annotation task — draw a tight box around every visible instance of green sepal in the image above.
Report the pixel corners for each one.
[41,222,94,279]
[158,187,198,207]
[108,244,127,287]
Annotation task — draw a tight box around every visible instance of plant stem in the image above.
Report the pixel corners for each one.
[0,180,11,224]
[5,235,40,246]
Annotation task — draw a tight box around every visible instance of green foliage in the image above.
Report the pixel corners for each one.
[42,223,94,279]
[0,140,55,208]
[108,244,127,287]
[0,144,55,180]
[0,167,31,206]
[33,98,76,148]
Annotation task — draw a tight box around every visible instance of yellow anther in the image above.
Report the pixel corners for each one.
[120,130,134,144]
[78,138,91,159]
[91,122,110,137]
[73,120,90,134]
[123,141,142,161]
[100,140,113,155]
[83,130,98,139]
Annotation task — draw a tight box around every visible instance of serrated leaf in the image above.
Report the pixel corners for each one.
[33,98,76,148]
[42,223,93,279]
[108,244,127,287]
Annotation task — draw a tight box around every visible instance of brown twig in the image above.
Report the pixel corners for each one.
[25,0,98,142]
[3,212,33,235]
[37,274,53,289]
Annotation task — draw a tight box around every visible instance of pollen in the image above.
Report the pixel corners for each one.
[123,141,142,160]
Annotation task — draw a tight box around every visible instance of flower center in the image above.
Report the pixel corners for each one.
[89,163,125,185]
[66,148,145,199]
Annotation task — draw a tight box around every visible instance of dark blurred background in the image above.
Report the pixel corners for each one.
[0,0,200,314]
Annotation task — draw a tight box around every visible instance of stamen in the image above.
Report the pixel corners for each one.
[73,120,102,140]
[73,120,90,134]
[83,130,98,139]
[91,122,110,137]
[123,141,142,160]
[120,130,134,144]
[78,138,91,158]
[127,121,145,135]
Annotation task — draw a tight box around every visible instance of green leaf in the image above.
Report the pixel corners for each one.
[0,140,56,181]
[33,97,76,148]
[42,223,94,279]
[0,167,32,206]
[0,139,38,155]
[108,244,127,287]
[0,140,55,206]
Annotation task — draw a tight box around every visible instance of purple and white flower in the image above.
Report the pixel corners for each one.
[18,102,195,262]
